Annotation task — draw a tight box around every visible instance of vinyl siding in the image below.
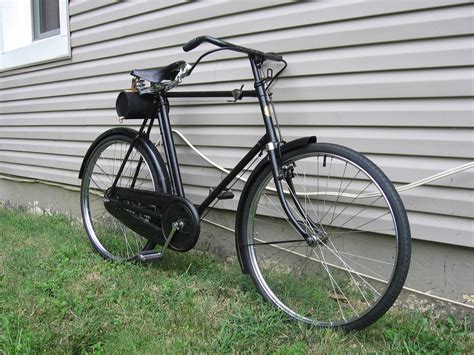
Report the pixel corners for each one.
[0,0,473,247]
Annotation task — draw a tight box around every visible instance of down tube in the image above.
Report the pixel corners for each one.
[197,134,269,215]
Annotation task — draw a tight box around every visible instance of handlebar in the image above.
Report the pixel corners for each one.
[182,35,283,62]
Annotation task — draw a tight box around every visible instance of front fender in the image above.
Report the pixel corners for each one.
[234,136,317,273]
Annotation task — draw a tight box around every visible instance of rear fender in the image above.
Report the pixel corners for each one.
[78,127,170,193]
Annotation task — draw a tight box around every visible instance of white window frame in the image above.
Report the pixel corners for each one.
[0,0,70,71]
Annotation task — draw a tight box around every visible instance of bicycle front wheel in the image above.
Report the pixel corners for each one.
[238,143,411,331]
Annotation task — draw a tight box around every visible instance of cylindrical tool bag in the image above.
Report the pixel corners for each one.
[115,91,157,120]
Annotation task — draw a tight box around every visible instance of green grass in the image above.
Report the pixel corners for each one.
[0,207,472,354]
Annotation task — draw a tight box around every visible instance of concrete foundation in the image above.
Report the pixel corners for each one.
[1,178,472,318]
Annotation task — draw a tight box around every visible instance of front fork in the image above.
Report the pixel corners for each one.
[267,148,322,245]
[249,56,321,245]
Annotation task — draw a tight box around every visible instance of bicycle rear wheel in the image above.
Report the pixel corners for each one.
[80,133,162,261]
[238,143,411,331]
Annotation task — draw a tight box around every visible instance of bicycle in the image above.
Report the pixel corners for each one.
[79,36,411,331]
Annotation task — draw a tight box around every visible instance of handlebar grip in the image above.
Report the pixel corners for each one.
[183,36,206,52]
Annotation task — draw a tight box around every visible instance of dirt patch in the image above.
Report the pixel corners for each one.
[395,289,474,327]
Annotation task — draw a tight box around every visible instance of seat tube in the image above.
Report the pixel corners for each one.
[157,94,185,197]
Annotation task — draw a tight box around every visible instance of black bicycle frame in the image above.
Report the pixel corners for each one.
[156,86,269,215]
[152,55,311,240]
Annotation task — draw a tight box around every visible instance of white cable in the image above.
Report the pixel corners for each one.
[396,162,474,192]
[0,172,471,308]
[171,129,473,198]
[172,130,238,177]
[202,218,473,310]
[0,130,472,309]
[173,129,474,309]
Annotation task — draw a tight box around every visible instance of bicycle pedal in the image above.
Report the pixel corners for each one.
[217,190,234,200]
[136,250,164,262]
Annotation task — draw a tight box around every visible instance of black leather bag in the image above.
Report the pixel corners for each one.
[115,91,157,120]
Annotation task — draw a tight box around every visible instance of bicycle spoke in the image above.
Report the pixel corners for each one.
[242,144,409,329]
[81,139,157,261]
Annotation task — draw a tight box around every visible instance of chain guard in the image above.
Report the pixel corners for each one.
[103,187,200,252]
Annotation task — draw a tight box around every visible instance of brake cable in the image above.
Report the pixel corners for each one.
[186,47,243,77]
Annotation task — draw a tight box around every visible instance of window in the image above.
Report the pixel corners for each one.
[32,0,61,40]
[0,0,70,71]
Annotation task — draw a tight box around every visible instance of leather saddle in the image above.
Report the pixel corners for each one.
[130,61,186,84]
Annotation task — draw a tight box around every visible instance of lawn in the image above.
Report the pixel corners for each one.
[0,207,472,353]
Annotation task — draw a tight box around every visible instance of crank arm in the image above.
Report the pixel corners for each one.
[161,221,182,255]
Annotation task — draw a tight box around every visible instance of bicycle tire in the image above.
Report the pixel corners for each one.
[237,143,411,331]
[80,132,165,261]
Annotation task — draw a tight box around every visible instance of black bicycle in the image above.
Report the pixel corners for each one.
[79,36,411,331]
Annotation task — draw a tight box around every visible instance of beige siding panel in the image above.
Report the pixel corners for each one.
[177,186,474,248]
[1,161,472,248]
[70,5,474,63]
[200,168,472,220]
[0,162,80,185]
[0,2,472,248]
[172,126,474,158]
[0,92,116,113]
[366,156,474,190]
[0,151,81,172]
[0,74,128,102]
[0,58,72,78]
[0,124,472,158]
[70,1,181,31]
[2,2,472,80]
[1,136,472,190]
[1,149,472,219]
[70,1,469,47]
[0,139,89,156]
[2,67,473,102]
[0,99,473,127]
[187,41,474,85]
[69,0,116,16]
[2,39,474,98]
[0,111,117,126]
[71,1,288,47]
[173,68,474,99]
[173,145,474,189]
[408,212,473,247]
[395,186,473,218]
[2,68,473,104]
[175,165,474,217]
[2,36,473,89]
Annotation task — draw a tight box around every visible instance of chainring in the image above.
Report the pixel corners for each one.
[161,197,200,252]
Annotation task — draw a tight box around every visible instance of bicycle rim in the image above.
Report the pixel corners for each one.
[81,137,158,260]
[242,144,410,329]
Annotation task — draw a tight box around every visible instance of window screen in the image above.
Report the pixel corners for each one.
[32,0,60,40]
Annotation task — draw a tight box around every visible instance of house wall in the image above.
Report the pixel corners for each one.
[0,1,473,302]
